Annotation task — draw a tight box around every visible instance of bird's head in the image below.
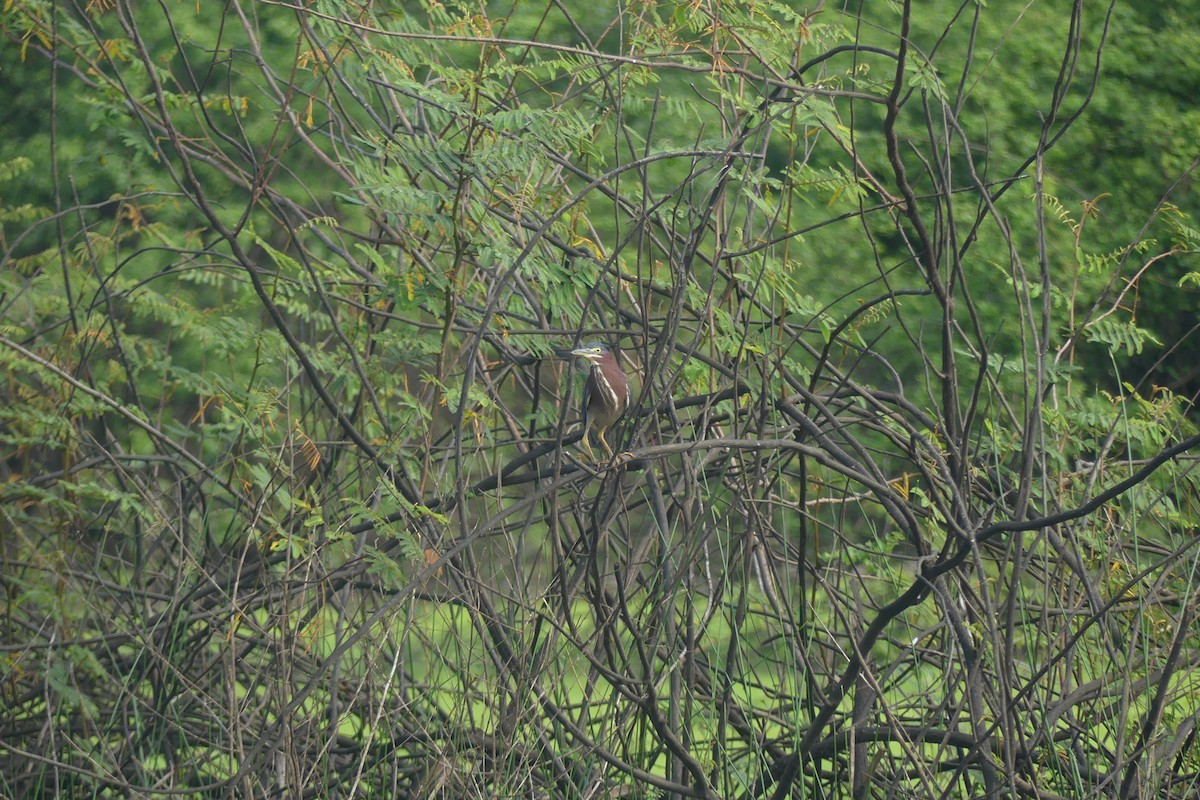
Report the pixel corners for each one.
[570,342,612,364]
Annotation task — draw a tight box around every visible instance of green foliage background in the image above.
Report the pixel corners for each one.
[2,1,1199,798]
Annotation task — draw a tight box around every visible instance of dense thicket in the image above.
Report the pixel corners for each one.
[2,1,1199,798]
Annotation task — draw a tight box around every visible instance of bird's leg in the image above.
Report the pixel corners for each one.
[579,428,597,462]
[603,431,636,463]
[597,430,614,460]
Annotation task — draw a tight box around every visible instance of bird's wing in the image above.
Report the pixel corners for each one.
[580,372,593,427]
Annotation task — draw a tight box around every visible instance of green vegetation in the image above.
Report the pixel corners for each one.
[2,0,1199,797]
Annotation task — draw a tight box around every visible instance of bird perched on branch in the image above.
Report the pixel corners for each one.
[561,342,630,461]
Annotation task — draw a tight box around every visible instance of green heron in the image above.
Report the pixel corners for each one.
[565,342,630,461]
